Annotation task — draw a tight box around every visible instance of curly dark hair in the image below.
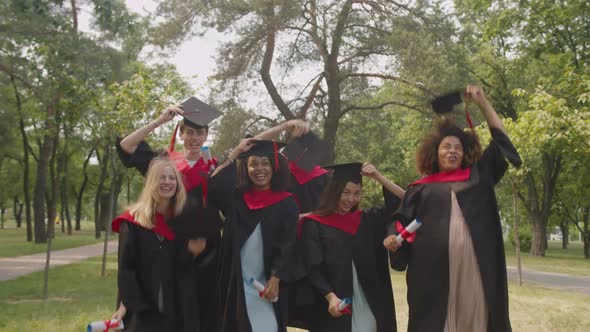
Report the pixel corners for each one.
[415,118,482,175]
[236,155,290,193]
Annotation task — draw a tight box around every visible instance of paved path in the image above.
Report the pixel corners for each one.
[0,240,118,282]
[507,266,590,295]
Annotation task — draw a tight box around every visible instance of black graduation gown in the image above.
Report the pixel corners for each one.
[117,221,178,332]
[390,128,522,332]
[299,189,401,332]
[116,138,223,332]
[287,167,329,213]
[209,162,302,332]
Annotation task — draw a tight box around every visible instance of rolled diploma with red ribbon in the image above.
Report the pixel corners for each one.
[86,319,124,332]
[201,146,215,171]
[338,297,352,313]
[249,277,278,303]
[396,219,422,243]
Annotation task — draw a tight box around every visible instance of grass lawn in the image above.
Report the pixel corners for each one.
[1,255,588,332]
[505,240,590,276]
[0,221,115,258]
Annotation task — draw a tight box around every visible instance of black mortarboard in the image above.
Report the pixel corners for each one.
[325,162,363,185]
[180,96,223,127]
[431,91,462,114]
[431,90,474,129]
[238,140,288,171]
[282,132,329,172]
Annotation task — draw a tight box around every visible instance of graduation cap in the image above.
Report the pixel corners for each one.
[325,162,363,185]
[431,90,474,129]
[282,132,329,172]
[238,140,287,172]
[169,97,223,151]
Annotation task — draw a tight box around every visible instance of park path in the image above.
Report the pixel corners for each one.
[506,266,590,296]
[0,240,118,282]
[1,242,589,297]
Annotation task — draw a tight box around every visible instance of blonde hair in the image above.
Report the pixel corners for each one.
[128,157,186,228]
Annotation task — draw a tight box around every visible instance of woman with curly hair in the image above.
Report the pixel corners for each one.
[385,85,522,332]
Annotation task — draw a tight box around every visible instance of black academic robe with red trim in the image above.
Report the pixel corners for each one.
[112,212,179,332]
[115,138,222,332]
[389,128,521,332]
[287,162,329,213]
[209,162,302,332]
[297,188,400,332]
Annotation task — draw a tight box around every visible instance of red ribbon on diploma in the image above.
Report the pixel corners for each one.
[103,319,122,332]
[396,221,417,243]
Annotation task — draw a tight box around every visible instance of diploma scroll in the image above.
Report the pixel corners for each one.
[249,277,279,303]
[201,146,216,171]
[87,319,124,332]
[396,219,422,243]
[338,297,352,314]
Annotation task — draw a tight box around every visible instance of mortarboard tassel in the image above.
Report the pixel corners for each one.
[169,122,180,152]
[273,140,279,172]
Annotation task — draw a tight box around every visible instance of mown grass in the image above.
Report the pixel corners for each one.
[1,255,588,332]
[505,240,590,276]
[0,221,115,258]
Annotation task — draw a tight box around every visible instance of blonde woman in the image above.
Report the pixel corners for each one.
[111,157,192,332]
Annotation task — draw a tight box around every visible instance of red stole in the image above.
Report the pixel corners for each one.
[305,210,363,235]
[409,167,471,187]
[288,161,329,185]
[168,150,217,206]
[242,189,293,210]
[112,210,175,241]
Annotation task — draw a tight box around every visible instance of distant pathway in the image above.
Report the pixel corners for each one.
[0,240,118,282]
[506,266,590,295]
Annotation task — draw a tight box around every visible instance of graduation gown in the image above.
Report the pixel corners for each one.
[390,128,522,332]
[209,162,302,332]
[287,162,329,213]
[298,189,401,332]
[116,138,223,332]
[113,212,179,332]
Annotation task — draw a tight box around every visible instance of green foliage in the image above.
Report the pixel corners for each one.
[510,223,532,253]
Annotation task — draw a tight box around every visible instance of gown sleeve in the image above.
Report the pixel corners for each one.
[115,137,158,176]
[478,127,522,185]
[388,185,422,272]
[208,161,237,217]
[270,197,302,282]
[301,220,333,296]
[119,223,152,313]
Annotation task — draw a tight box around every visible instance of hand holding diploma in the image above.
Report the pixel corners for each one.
[384,219,422,252]
[338,297,352,315]
[249,277,279,303]
[326,292,351,317]
[87,319,124,332]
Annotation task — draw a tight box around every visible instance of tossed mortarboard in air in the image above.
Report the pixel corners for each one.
[324,162,363,185]
[282,132,329,172]
[431,90,474,129]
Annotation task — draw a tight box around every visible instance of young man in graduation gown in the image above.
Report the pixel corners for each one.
[112,157,187,332]
[299,162,405,332]
[114,99,223,332]
[209,138,304,332]
[385,85,522,332]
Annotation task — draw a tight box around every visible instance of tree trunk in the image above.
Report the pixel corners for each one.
[0,208,5,229]
[583,207,589,259]
[13,196,23,228]
[512,184,522,286]
[12,76,33,241]
[75,148,94,231]
[46,130,59,240]
[559,221,569,249]
[33,134,53,243]
[524,153,561,256]
[94,148,110,239]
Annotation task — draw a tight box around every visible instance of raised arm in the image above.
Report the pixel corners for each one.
[119,105,183,154]
[360,162,405,199]
[465,85,506,134]
[253,119,310,141]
